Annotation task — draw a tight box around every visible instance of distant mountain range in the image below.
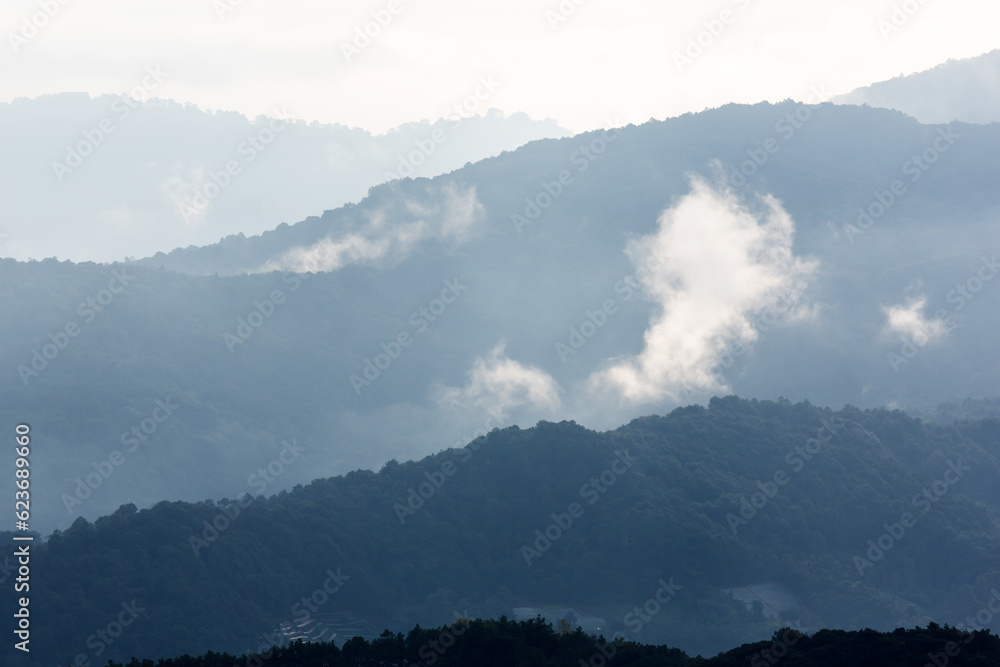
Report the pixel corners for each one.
[10,398,1000,664]
[834,49,1000,124]
[4,100,1000,536]
[0,93,570,263]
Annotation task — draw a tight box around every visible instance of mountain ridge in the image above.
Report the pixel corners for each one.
[833,49,1000,124]
[11,397,1000,663]
[0,92,570,264]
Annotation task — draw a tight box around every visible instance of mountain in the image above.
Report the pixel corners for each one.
[833,49,1000,124]
[135,99,1000,278]
[5,101,1000,534]
[0,93,570,264]
[9,398,1000,664]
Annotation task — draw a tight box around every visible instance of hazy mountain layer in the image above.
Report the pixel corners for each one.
[0,92,569,263]
[5,101,1000,533]
[834,49,1000,124]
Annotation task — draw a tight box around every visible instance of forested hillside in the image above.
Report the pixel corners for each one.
[11,398,1000,664]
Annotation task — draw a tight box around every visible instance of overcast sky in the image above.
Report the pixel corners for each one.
[2,0,997,133]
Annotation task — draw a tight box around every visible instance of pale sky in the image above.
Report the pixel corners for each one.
[2,0,998,133]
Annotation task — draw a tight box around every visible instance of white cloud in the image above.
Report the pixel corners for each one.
[590,177,817,404]
[265,233,394,273]
[883,298,951,343]
[258,184,484,273]
[439,340,562,416]
[160,166,209,226]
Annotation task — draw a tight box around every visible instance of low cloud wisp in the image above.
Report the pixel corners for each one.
[590,178,817,404]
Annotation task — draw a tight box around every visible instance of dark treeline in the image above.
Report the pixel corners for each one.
[85,618,1000,667]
